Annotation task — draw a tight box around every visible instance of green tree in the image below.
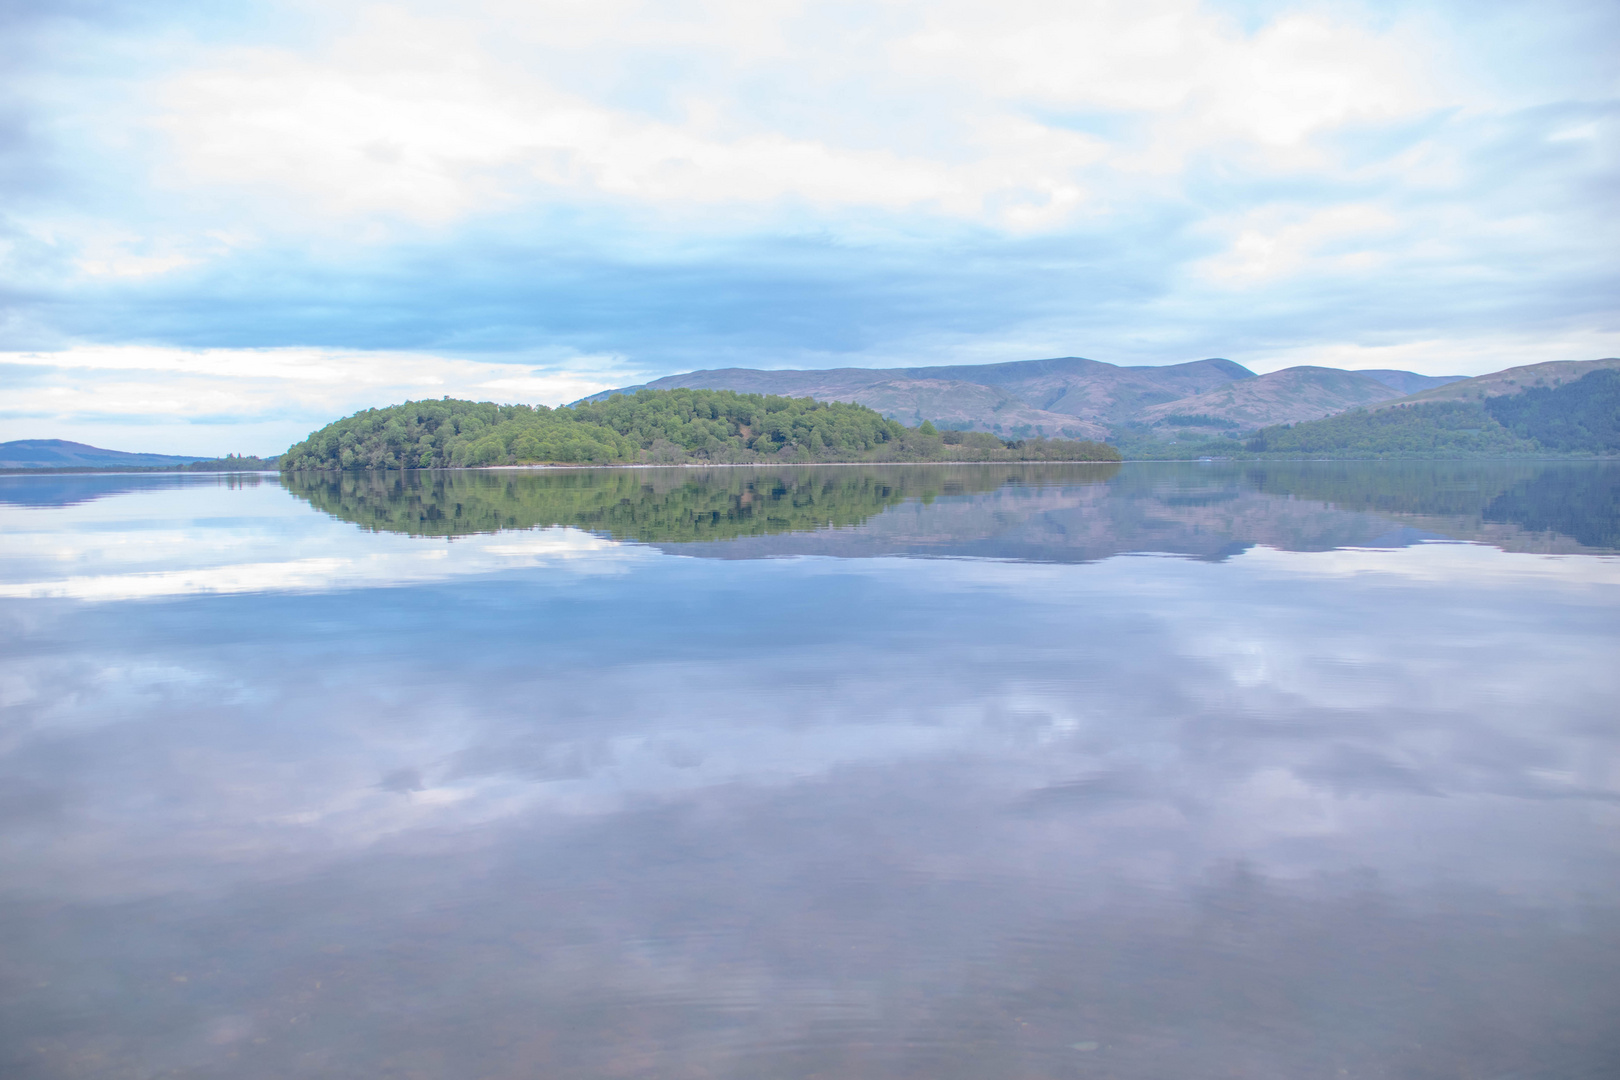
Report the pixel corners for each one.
[280,390,1121,470]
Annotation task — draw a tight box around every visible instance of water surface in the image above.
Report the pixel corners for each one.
[2,463,1617,1079]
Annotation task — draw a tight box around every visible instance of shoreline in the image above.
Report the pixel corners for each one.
[472,458,1122,471]
[4,455,1617,479]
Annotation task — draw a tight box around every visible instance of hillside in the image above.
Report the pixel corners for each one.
[825,379,1107,438]
[1244,367,1620,457]
[609,368,1105,436]
[888,356,1253,423]
[1484,368,1620,450]
[1356,370,1469,394]
[1136,367,1407,432]
[278,389,1121,470]
[0,439,210,469]
[583,356,1256,435]
[579,355,1470,437]
[1245,402,1534,456]
[1377,357,1620,408]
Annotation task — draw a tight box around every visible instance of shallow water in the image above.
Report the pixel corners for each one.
[2,462,1617,1079]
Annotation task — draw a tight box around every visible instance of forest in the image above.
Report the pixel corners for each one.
[1242,369,1620,458]
[278,389,1121,470]
[1483,369,1620,451]
[1243,402,1535,456]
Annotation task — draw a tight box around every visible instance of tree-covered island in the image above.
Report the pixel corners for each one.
[279,389,1121,470]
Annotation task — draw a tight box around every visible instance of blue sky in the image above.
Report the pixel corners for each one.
[1,0,1616,453]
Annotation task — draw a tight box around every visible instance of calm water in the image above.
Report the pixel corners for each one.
[2,462,1617,1079]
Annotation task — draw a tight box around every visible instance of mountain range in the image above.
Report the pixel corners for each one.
[0,439,211,470]
[8,357,1617,469]
[580,357,1471,438]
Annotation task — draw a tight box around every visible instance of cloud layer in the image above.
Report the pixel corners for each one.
[1,0,1616,451]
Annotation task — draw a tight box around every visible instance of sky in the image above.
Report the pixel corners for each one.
[1,0,1616,454]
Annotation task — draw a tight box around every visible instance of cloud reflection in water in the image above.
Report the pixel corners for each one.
[0,464,1617,1078]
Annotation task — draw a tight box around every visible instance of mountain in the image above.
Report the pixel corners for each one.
[0,439,210,469]
[1482,367,1620,451]
[582,356,1257,436]
[872,356,1254,423]
[591,367,1108,437]
[1374,357,1620,408]
[1136,367,1409,432]
[802,379,1108,438]
[1245,362,1620,458]
[1355,370,1470,394]
[579,356,1461,437]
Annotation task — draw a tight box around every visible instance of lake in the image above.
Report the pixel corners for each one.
[2,462,1617,1079]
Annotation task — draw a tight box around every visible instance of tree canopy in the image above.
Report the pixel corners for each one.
[1483,369,1620,452]
[279,389,1121,470]
[1243,401,1535,457]
[1237,370,1620,458]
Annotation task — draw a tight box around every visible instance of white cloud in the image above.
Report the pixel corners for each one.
[1194,203,1401,284]
[132,0,1454,232]
[1241,328,1620,376]
[145,7,1011,226]
[901,2,1445,146]
[0,346,632,454]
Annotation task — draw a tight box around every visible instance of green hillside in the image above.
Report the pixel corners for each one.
[1483,368,1620,451]
[279,389,1120,470]
[1243,401,1535,456]
[1240,369,1619,458]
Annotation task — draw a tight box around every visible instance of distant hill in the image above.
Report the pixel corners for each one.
[0,439,209,469]
[805,379,1108,438]
[1375,357,1620,408]
[1245,365,1620,457]
[579,356,1256,436]
[881,356,1254,424]
[602,368,1109,437]
[1484,368,1620,451]
[577,356,1464,438]
[1244,401,1535,457]
[1137,367,1407,432]
[1355,370,1469,395]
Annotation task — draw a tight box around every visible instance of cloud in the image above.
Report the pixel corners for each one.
[1241,327,1620,376]
[0,345,631,453]
[0,0,1616,446]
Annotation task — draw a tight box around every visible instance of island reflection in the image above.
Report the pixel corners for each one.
[282,460,1619,558]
